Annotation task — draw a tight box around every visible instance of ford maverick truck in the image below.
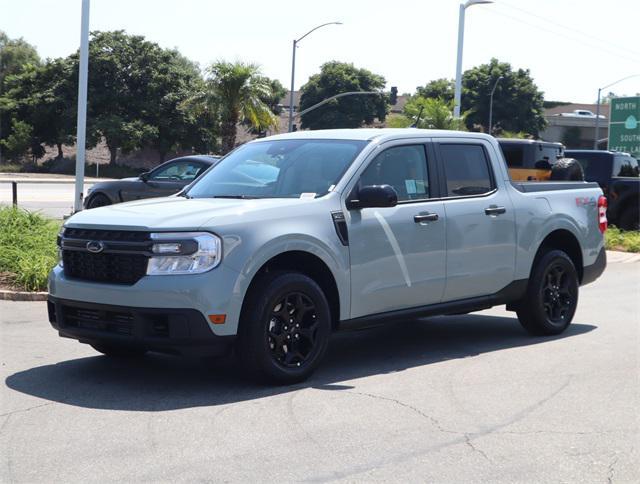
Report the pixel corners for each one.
[48,129,607,383]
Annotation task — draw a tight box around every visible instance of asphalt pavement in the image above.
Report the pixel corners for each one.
[1,258,638,482]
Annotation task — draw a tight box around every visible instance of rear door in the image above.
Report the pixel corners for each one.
[121,160,206,201]
[345,140,447,318]
[434,139,516,302]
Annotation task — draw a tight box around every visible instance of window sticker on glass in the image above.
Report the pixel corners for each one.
[405,179,417,194]
[300,192,316,199]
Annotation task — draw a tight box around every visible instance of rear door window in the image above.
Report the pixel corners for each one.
[439,144,494,197]
[613,156,640,177]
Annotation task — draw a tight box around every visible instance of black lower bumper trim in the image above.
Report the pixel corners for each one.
[47,297,234,357]
[581,246,607,286]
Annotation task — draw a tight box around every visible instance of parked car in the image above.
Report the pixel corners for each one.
[565,150,639,230]
[84,155,220,208]
[49,129,607,383]
[498,138,584,181]
[554,109,606,119]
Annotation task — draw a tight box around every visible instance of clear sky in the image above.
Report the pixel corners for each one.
[2,0,639,103]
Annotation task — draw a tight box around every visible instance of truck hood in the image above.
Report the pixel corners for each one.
[65,196,322,231]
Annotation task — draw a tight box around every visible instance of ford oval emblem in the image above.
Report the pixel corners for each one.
[86,240,105,253]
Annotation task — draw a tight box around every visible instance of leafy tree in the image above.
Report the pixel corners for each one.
[385,113,412,128]
[0,31,41,91]
[0,119,32,161]
[204,61,277,154]
[262,77,286,115]
[461,58,545,135]
[403,96,465,130]
[299,61,387,130]
[416,78,454,101]
[416,59,546,136]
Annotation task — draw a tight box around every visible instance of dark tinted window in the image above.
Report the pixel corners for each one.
[566,152,611,181]
[440,144,493,196]
[360,145,430,201]
[613,156,639,177]
[501,144,524,167]
[151,161,205,181]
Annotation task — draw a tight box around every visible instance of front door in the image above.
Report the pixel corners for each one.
[346,142,446,319]
[435,139,516,302]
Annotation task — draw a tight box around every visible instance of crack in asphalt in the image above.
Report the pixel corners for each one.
[0,402,53,418]
[344,390,492,462]
[607,455,618,483]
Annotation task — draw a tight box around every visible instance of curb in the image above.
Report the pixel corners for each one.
[0,290,48,302]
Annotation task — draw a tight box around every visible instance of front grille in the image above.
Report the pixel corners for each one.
[62,305,134,335]
[61,229,150,285]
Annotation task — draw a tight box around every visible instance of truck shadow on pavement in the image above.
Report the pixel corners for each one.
[6,314,595,411]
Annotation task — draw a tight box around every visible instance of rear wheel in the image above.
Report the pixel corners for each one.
[516,250,579,335]
[237,272,332,384]
[90,343,147,358]
[87,193,112,209]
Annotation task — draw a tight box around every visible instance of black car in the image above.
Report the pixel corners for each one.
[565,150,639,230]
[84,155,220,209]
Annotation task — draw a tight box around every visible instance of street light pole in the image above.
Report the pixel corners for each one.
[453,0,493,119]
[288,22,342,132]
[594,74,640,149]
[488,75,503,135]
[74,0,90,212]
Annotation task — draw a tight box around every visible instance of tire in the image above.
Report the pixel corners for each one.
[550,158,584,181]
[618,205,640,231]
[91,343,147,358]
[237,271,332,384]
[516,250,579,336]
[87,193,112,209]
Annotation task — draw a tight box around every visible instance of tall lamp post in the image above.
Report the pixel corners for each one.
[453,0,493,119]
[74,0,90,212]
[488,75,503,135]
[594,74,640,149]
[288,22,342,132]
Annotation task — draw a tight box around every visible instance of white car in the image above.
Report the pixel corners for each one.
[556,109,606,119]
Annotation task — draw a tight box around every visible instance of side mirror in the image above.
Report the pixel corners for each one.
[139,172,150,182]
[347,184,398,209]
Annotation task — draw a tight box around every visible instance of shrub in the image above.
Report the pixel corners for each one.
[0,207,60,291]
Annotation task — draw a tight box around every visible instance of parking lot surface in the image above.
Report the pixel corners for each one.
[1,258,638,482]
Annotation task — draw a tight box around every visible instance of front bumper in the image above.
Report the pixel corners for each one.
[48,296,234,356]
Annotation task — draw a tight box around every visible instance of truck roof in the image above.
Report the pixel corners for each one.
[263,128,495,143]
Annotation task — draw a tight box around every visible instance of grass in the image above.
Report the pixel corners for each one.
[605,226,640,253]
[0,207,61,291]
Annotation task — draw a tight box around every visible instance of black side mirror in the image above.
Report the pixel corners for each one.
[139,172,150,182]
[347,184,398,209]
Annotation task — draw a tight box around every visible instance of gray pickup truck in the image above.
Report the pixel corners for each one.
[48,129,607,383]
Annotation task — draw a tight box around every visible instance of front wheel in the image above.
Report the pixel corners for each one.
[516,250,579,336]
[87,193,112,209]
[237,272,332,384]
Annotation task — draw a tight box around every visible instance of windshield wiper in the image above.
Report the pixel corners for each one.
[177,191,191,199]
[211,195,261,199]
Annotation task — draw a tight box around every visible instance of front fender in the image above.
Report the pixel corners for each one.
[230,234,350,322]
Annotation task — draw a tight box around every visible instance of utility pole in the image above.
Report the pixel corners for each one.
[73,0,90,212]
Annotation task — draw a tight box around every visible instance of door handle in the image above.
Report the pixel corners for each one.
[414,213,439,223]
[484,206,506,216]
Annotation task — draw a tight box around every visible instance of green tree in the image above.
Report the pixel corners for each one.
[204,61,277,154]
[403,96,465,130]
[416,59,546,135]
[461,58,545,135]
[0,31,41,91]
[299,61,387,130]
[0,119,32,161]
[415,78,454,101]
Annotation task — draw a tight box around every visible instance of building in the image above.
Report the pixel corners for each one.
[540,103,610,149]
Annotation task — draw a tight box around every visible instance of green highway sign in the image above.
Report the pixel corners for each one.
[609,96,640,158]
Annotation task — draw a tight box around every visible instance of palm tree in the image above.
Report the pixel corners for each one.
[206,61,278,153]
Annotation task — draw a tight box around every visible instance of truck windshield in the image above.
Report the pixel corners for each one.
[186,139,368,199]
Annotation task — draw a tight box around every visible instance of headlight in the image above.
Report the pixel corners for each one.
[57,226,65,267]
[146,232,221,275]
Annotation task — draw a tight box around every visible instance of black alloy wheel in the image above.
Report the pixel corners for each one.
[87,193,111,209]
[267,292,319,368]
[541,263,576,325]
[237,271,331,384]
[516,249,579,336]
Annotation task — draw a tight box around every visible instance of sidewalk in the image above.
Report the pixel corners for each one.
[0,172,113,182]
